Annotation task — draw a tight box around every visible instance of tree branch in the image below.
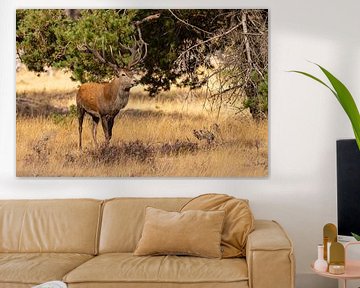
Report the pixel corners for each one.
[168,10,213,35]
[175,22,242,64]
[241,12,252,65]
[133,13,161,27]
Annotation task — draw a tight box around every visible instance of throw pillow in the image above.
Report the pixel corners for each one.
[134,207,225,258]
[181,193,254,258]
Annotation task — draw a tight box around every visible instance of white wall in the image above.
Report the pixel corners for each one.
[1,1,360,287]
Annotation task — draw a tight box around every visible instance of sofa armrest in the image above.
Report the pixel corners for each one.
[246,220,295,288]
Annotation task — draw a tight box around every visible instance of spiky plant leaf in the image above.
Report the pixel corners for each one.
[351,232,360,241]
[290,64,360,150]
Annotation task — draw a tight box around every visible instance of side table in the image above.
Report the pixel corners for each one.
[311,242,360,288]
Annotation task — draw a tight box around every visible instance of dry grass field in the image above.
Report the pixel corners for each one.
[16,68,268,177]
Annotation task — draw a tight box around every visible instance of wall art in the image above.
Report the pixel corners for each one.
[16,9,268,177]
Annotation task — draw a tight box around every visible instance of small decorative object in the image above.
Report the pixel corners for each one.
[329,242,345,275]
[328,264,345,275]
[314,244,328,272]
[323,223,337,261]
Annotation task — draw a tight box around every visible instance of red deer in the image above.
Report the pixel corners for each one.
[76,13,160,149]
[77,68,137,148]
[76,32,145,149]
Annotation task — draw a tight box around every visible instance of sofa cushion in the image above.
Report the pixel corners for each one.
[63,253,248,285]
[0,253,93,285]
[181,194,254,258]
[134,207,225,258]
[0,199,102,254]
[99,198,190,253]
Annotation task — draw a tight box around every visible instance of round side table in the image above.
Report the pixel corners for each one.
[311,242,360,288]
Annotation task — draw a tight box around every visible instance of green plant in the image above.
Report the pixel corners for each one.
[352,232,360,241]
[291,64,360,239]
[243,70,268,120]
[51,105,77,126]
[290,63,360,150]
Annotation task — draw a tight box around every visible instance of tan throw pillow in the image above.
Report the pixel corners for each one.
[134,207,225,258]
[181,193,254,258]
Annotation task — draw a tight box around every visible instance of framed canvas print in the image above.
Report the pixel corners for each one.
[16,9,268,177]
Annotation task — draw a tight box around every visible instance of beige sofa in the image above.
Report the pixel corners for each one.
[0,198,295,288]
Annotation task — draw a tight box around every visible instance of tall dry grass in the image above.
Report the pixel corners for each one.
[16,69,268,177]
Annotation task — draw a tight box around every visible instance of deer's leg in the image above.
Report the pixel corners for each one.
[107,116,115,140]
[77,106,85,149]
[91,116,100,147]
[101,116,110,145]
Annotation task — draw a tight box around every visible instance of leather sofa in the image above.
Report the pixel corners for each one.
[0,198,295,288]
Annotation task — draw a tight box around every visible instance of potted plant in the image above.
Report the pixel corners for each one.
[291,63,360,240]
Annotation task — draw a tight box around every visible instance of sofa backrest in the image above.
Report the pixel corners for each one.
[99,198,190,253]
[0,199,102,254]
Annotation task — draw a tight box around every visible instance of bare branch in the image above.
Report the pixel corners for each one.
[134,13,161,26]
[241,12,252,65]
[192,10,268,119]
[175,22,242,64]
[168,10,213,35]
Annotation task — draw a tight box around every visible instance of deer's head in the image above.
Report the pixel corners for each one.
[116,69,138,91]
